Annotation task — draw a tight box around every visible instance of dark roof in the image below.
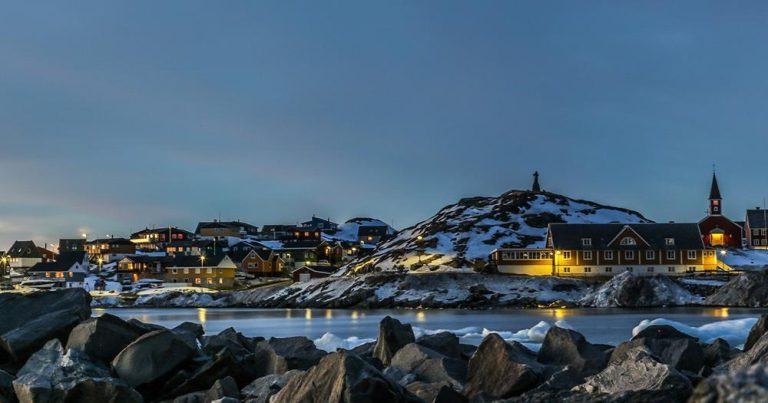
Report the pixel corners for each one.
[121,255,172,264]
[7,241,42,258]
[130,227,193,238]
[166,240,214,248]
[301,216,338,227]
[281,240,325,249]
[747,209,768,229]
[548,223,705,250]
[358,226,389,237]
[86,238,133,246]
[297,265,339,274]
[58,251,87,265]
[167,254,229,268]
[261,225,295,233]
[709,173,722,200]
[28,261,73,272]
[195,220,259,235]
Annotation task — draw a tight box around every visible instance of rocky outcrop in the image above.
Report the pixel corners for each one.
[268,336,327,370]
[580,272,701,307]
[373,316,415,366]
[463,334,544,400]
[240,370,303,403]
[537,327,609,376]
[611,325,705,374]
[270,351,419,403]
[416,332,463,360]
[745,314,768,351]
[389,343,467,390]
[702,338,740,368]
[724,331,768,371]
[705,271,768,307]
[111,329,196,389]
[66,313,148,364]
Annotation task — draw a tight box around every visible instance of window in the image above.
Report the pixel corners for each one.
[665,238,675,246]
[563,251,572,260]
[625,250,634,260]
[207,278,213,284]
[582,238,592,246]
[762,229,768,236]
[183,268,189,274]
[183,278,189,283]
[666,250,676,260]
[753,229,760,236]
[563,267,571,273]
[647,267,654,273]
[248,263,255,269]
[584,267,592,273]
[605,267,613,273]
[583,251,593,260]
[604,251,614,260]
[620,237,636,246]
[194,278,201,284]
[219,278,223,284]
[207,268,213,274]
[646,250,655,260]
[172,269,178,274]
[687,251,697,260]
[754,239,761,246]
[687,267,696,273]
[668,267,675,272]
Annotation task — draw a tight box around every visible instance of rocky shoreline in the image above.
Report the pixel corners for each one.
[91,271,750,309]
[1,288,767,402]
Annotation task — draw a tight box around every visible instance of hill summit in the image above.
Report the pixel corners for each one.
[345,190,649,272]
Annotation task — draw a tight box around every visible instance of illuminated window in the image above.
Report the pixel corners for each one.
[207,278,213,284]
[562,251,572,260]
[194,278,201,284]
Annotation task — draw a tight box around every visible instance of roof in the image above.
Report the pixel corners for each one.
[58,251,87,265]
[7,241,42,258]
[120,255,172,264]
[195,220,259,234]
[281,240,326,249]
[747,209,768,229]
[260,225,295,233]
[130,227,193,238]
[709,173,722,200]
[301,216,338,227]
[548,223,705,250]
[86,238,133,246]
[28,252,85,272]
[167,254,230,268]
[295,265,339,275]
[166,240,215,248]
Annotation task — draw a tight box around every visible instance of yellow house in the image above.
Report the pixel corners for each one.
[164,254,236,289]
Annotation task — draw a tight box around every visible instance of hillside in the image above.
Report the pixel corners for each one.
[344,190,649,273]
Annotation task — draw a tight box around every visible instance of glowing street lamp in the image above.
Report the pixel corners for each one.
[200,255,206,267]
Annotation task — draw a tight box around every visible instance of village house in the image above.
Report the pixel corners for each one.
[239,247,285,277]
[165,239,217,256]
[301,216,338,232]
[116,255,171,283]
[698,172,743,248]
[130,227,194,251]
[195,220,259,238]
[490,223,719,277]
[291,264,339,282]
[5,241,56,270]
[85,238,136,263]
[278,240,343,269]
[745,208,768,249]
[27,252,89,288]
[58,239,86,253]
[164,254,236,289]
[259,225,295,240]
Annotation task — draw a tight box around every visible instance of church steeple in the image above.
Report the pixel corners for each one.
[708,171,722,215]
[532,171,541,193]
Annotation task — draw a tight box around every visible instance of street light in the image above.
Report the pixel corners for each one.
[200,255,206,267]
[97,257,104,274]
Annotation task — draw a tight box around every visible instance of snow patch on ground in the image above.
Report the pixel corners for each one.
[313,333,376,352]
[581,272,702,307]
[632,317,758,348]
[722,249,768,271]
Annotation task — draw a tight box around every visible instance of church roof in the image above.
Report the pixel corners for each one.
[709,173,722,200]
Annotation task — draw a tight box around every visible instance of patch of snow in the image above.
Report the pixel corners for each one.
[722,249,768,271]
[632,317,758,348]
[678,278,727,287]
[313,333,376,352]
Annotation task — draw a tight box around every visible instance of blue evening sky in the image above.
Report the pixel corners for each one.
[1,1,768,248]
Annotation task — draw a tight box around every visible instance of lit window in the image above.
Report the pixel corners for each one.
[562,251,572,260]
[687,251,697,259]
[194,278,201,284]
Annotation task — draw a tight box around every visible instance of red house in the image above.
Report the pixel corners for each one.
[698,172,742,248]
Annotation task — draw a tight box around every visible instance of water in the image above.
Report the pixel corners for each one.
[95,307,767,347]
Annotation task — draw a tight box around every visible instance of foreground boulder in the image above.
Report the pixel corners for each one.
[705,271,768,307]
[66,313,148,364]
[240,370,303,403]
[12,339,141,403]
[406,382,467,403]
[111,329,196,389]
[724,331,768,371]
[463,333,544,400]
[690,362,768,402]
[270,351,418,403]
[745,314,768,351]
[268,336,327,370]
[702,338,740,368]
[169,376,239,403]
[373,316,415,366]
[416,332,463,360]
[574,346,692,400]
[390,343,467,389]
[0,306,90,364]
[611,325,704,374]
[537,326,609,376]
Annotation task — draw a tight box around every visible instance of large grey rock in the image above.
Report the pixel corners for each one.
[268,336,327,370]
[633,325,697,341]
[690,362,768,402]
[12,339,140,403]
[111,329,196,388]
[537,327,609,376]
[390,343,466,390]
[573,346,692,400]
[240,370,303,403]
[163,346,260,398]
[373,316,415,366]
[702,338,740,368]
[745,315,768,351]
[0,306,89,364]
[171,376,239,403]
[0,288,91,334]
[270,350,418,403]
[705,271,768,307]
[416,332,463,360]
[66,313,148,364]
[724,331,768,371]
[201,327,262,358]
[463,333,544,400]
[611,331,704,374]
[406,382,467,403]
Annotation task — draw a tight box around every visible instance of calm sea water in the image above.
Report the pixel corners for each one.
[95,307,767,347]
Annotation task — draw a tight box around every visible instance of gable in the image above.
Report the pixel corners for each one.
[607,226,650,248]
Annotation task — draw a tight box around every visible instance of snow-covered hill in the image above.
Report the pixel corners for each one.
[323,217,397,243]
[344,190,649,272]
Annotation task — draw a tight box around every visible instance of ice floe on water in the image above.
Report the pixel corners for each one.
[313,333,376,352]
[633,317,758,348]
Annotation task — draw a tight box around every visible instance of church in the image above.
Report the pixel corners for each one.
[698,172,743,248]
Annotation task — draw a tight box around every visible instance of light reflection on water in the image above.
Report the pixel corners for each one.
[96,307,768,346]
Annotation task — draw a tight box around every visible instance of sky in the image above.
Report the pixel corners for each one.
[1,1,768,249]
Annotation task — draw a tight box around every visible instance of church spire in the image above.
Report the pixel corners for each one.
[708,170,722,215]
[532,171,541,193]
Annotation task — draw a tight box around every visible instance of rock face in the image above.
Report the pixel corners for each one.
[705,271,768,307]
[463,334,544,400]
[537,327,609,375]
[170,376,240,403]
[373,316,415,366]
[574,346,692,399]
[745,314,768,351]
[390,343,467,390]
[111,329,196,388]
[724,332,768,371]
[240,370,303,403]
[268,336,327,370]
[416,332,463,360]
[580,272,700,307]
[66,313,148,364]
[611,325,705,374]
[690,363,768,403]
[270,351,418,403]
[702,338,740,368]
